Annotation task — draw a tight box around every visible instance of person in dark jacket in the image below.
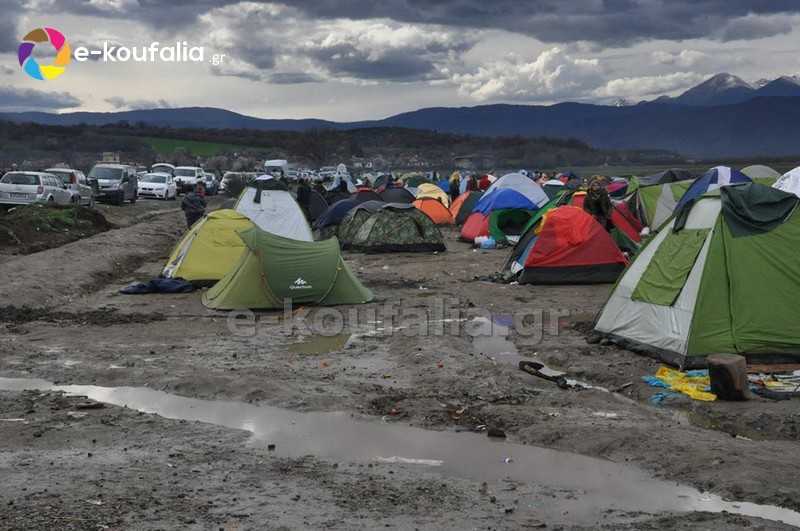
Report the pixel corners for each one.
[181,182,207,228]
[583,176,613,230]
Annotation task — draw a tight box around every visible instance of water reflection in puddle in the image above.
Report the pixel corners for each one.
[0,377,798,527]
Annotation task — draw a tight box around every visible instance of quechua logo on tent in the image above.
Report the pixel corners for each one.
[290,277,312,290]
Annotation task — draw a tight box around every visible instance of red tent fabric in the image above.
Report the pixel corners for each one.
[569,193,641,243]
[460,212,489,241]
[520,206,627,284]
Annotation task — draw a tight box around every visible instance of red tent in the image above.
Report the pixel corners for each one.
[569,192,642,243]
[460,212,489,241]
[519,206,627,284]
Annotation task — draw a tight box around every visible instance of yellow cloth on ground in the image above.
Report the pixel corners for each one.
[655,366,717,401]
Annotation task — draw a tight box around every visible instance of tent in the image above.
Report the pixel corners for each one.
[627,180,693,229]
[741,165,780,186]
[235,184,312,241]
[569,192,642,246]
[413,197,453,224]
[461,178,549,243]
[163,209,254,283]
[380,187,415,204]
[638,169,694,187]
[542,179,565,199]
[606,179,629,199]
[595,183,800,368]
[203,227,373,310]
[503,195,571,270]
[484,173,549,207]
[449,191,483,225]
[675,166,751,212]
[773,166,800,198]
[415,183,450,207]
[350,205,446,253]
[314,199,359,229]
[506,206,627,284]
[353,189,383,204]
[372,174,387,190]
[403,174,431,188]
[337,201,385,249]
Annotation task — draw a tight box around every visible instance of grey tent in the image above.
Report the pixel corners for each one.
[638,169,694,187]
[380,187,416,204]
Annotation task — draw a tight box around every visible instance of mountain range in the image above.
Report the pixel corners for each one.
[3,74,800,158]
[651,73,800,106]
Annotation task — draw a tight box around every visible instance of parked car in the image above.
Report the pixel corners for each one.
[202,170,219,195]
[0,171,73,206]
[45,167,95,207]
[174,166,204,193]
[151,163,175,176]
[138,172,177,200]
[88,164,138,205]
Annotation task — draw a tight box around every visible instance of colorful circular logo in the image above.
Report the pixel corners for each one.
[18,27,71,80]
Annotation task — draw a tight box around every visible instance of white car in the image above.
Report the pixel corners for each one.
[174,166,204,193]
[45,167,95,207]
[138,172,177,200]
[0,171,73,206]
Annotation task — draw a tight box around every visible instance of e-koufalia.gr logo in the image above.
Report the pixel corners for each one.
[18,27,71,80]
[16,27,225,80]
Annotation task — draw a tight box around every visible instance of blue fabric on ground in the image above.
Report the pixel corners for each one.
[120,278,195,294]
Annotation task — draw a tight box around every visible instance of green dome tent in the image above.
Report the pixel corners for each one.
[595,183,800,368]
[203,227,373,310]
[741,165,780,186]
[627,180,693,229]
[350,205,446,253]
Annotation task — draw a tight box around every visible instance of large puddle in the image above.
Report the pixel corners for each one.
[1,377,799,526]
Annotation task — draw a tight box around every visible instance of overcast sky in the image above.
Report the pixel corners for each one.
[2,0,800,120]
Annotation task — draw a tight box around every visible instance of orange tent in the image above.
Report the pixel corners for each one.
[413,198,453,225]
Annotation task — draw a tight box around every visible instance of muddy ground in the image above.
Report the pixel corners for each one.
[0,200,798,530]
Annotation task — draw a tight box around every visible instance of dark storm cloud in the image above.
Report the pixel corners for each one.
[105,96,172,110]
[0,0,24,52]
[281,0,800,44]
[36,0,800,45]
[0,86,81,111]
[306,43,440,81]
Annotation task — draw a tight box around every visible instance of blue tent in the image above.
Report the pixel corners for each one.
[313,198,359,229]
[676,166,751,211]
[473,189,539,214]
[436,179,451,193]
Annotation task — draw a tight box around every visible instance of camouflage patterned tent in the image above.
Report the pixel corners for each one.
[337,201,385,249]
[350,204,446,253]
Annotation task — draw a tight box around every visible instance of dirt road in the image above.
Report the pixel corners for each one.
[0,205,798,530]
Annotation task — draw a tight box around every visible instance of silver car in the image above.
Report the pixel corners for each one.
[0,171,73,206]
[45,168,95,207]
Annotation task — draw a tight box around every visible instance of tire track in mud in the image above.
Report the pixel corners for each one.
[0,208,185,309]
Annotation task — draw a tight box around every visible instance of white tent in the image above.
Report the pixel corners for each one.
[773,167,800,198]
[235,186,313,241]
[485,172,549,209]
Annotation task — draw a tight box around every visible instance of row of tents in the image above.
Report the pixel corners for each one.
[164,179,374,310]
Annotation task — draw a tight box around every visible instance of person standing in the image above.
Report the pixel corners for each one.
[181,182,207,228]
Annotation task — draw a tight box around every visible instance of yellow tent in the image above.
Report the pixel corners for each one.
[415,183,450,207]
[163,209,255,283]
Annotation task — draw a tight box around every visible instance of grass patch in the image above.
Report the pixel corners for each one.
[140,136,258,157]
